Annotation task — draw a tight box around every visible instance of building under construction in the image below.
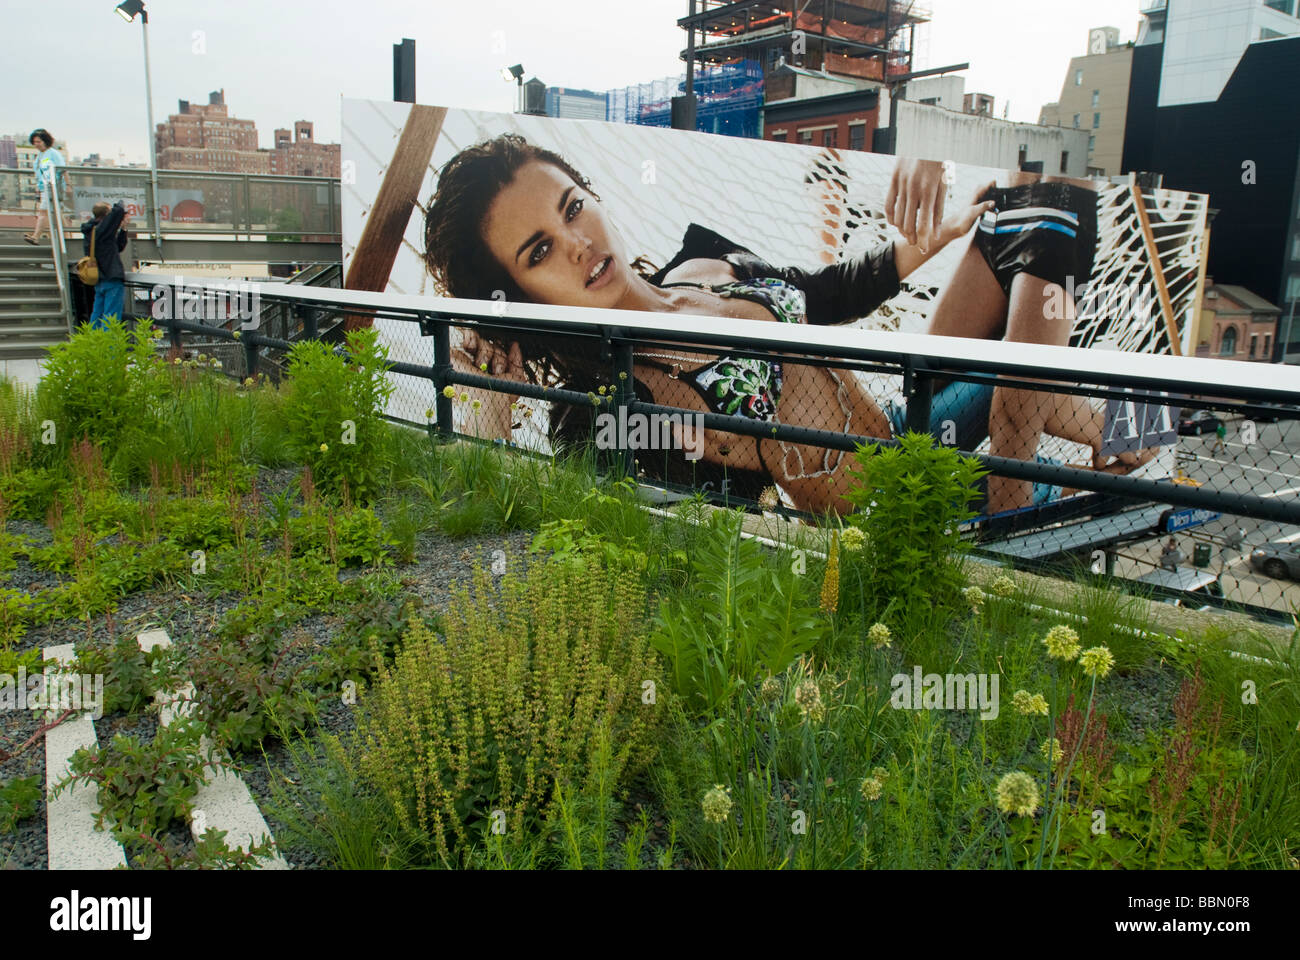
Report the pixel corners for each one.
[678,0,932,100]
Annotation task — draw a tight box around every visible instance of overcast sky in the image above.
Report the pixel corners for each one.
[4,0,1149,161]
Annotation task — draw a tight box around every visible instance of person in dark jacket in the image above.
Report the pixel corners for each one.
[81,200,131,330]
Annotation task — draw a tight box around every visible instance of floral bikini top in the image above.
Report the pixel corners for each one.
[634,277,806,422]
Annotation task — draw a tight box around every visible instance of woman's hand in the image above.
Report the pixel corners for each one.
[886,158,948,251]
[459,328,526,383]
[934,181,997,249]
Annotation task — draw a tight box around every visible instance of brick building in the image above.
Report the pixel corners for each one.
[1195,281,1281,362]
[269,121,340,178]
[155,90,339,177]
[156,90,268,173]
[764,87,879,151]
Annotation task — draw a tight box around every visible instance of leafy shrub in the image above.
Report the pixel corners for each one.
[54,718,219,838]
[842,432,986,618]
[0,467,68,522]
[38,318,167,466]
[356,554,663,865]
[72,634,183,716]
[125,829,279,870]
[187,622,316,753]
[0,775,40,833]
[287,502,391,567]
[650,510,829,716]
[281,327,394,502]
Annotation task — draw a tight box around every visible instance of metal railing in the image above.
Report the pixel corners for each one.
[0,166,341,241]
[44,179,75,333]
[120,271,1300,621]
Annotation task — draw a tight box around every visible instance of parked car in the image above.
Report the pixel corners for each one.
[1177,409,1222,436]
[1249,540,1300,580]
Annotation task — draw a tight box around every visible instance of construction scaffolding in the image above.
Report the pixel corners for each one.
[607,59,764,139]
[678,0,932,83]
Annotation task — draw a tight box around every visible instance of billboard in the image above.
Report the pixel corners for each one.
[70,185,205,223]
[340,98,1209,516]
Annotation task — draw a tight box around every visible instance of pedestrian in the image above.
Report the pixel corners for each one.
[1212,419,1227,454]
[1160,537,1182,571]
[81,200,131,330]
[23,129,66,245]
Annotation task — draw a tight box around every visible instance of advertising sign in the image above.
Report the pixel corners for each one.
[341,99,1209,516]
[71,184,205,223]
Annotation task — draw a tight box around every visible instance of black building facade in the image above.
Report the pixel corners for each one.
[1122,37,1300,360]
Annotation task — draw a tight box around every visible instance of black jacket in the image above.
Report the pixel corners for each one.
[81,201,129,283]
[647,223,901,325]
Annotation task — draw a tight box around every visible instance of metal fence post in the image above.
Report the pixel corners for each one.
[903,359,934,437]
[243,330,258,382]
[612,339,636,477]
[431,317,454,439]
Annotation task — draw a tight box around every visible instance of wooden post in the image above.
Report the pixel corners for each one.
[1130,173,1182,357]
[342,104,446,331]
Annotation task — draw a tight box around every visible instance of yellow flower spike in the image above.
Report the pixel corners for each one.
[442,385,456,399]
[820,532,840,615]
[459,392,469,403]
[471,399,482,412]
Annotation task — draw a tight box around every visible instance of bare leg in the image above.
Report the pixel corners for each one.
[987,274,1074,512]
[926,239,1009,341]
[28,209,49,242]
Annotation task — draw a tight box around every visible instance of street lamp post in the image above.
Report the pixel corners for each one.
[115,0,162,260]
[501,64,524,113]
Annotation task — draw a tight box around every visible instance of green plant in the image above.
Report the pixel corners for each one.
[0,775,40,833]
[355,553,663,866]
[287,501,392,567]
[187,622,316,753]
[281,327,395,502]
[38,317,168,467]
[842,432,986,622]
[53,718,221,838]
[72,633,183,716]
[649,509,829,716]
[124,828,279,870]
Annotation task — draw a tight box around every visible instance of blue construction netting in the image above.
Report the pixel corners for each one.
[607,59,764,139]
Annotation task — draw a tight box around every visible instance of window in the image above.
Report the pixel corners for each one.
[1263,0,1292,14]
[1018,145,1028,168]
[1092,90,1100,107]
[1061,151,1070,173]
[1072,113,1080,128]
[1075,69,1083,86]
[1221,326,1238,355]
[823,129,837,148]
[1261,27,1286,39]
[798,130,813,145]
[1093,112,1102,128]
[849,124,865,151]
[1250,334,1258,358]
[1265,335,1273,357]
[1288,275,1300,301]
[1089,135,1096,152]
[1293,234,1300,259]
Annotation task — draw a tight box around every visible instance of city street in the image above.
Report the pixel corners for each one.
[1109,413,1300,614]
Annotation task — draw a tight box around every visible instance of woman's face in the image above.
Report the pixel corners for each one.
[482,160,632,309]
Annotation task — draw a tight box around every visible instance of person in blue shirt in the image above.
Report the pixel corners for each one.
[24,129,66,245]
[81,201,131,329]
